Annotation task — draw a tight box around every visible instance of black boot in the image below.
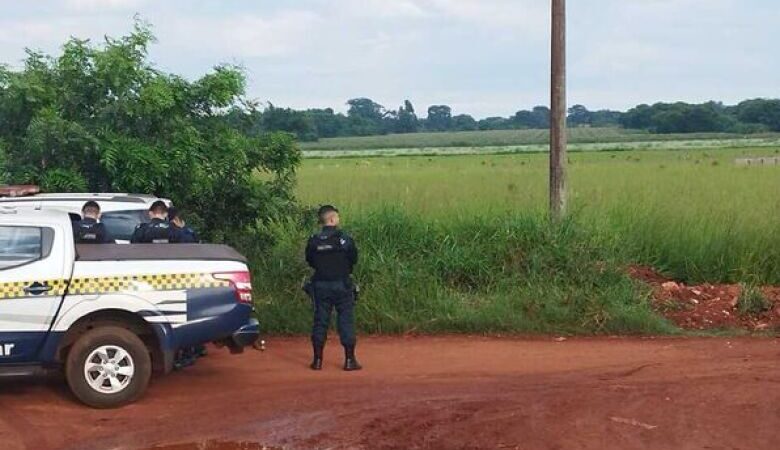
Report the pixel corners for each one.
[343,346,362,371]
[310,344,324,371]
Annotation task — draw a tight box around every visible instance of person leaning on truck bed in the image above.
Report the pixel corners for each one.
[305,204,362,371]
[167,207,199,243]
[73,201,112,244]
[130,200,191,244]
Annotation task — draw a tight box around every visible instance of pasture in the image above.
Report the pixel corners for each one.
[300,127,780,151]
[253,144,780,335]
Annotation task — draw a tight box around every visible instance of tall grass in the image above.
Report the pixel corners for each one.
[252,210,674,335]
[297,147,780,284]
[251,145,778,335]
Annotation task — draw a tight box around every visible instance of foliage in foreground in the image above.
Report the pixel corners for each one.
[0,22,301,240]
[737,284,772,316]
[252,210,675,335]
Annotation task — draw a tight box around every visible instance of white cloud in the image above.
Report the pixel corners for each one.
[1,0,778,115]
[65,0,147,11]
[340,0,430,19]
[162,11,321,58]
[426,0,548,30]
[0,18,132,66]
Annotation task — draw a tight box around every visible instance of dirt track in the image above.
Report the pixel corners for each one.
[0,336,778,450]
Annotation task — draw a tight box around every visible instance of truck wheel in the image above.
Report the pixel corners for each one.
[65,326,151,408]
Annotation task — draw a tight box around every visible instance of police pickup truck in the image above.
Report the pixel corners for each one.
[0,208,259,408]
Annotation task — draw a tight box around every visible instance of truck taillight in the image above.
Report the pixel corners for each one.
[213,271,253,304]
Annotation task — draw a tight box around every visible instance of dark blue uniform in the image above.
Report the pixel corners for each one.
[73,218,111,244]
[171,224,198,243]
[130,218,182,243]
[305,226,359,350]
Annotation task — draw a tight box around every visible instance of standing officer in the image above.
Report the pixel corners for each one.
[130,200,179,244]
[73,201,111,244]
[168,207,199,243]
[305,205,361,371]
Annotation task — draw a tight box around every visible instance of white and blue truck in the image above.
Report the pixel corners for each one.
[0,207,259,408]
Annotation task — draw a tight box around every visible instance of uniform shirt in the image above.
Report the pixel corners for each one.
[171,224,198,243]
[130,218,181,244]
[305,226,358,281]
[73,218,111,244]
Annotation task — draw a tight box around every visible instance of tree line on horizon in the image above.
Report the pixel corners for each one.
[233,97,780,142]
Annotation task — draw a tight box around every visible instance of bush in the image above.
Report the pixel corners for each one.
[737,284,771,316]
[0,21,301,241]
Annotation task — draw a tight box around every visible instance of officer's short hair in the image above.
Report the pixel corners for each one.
[167,206,181,221]
[82,200,100,216]
[317,205,339,224]
[149,200,168,215]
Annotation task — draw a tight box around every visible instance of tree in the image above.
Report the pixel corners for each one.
[531,106,551,128]
[621,102,729,133]
[567,104,591,127]
[345,98,386,135]
[0,21,301,242]
[735,98,780,131]
[305,108,347,138]
[512,106,550,129]
[426,105,452,131]
[261,103,317,141]
[620,104,654,129]
[396,100,418,133]
[478,117,511,130]
[452,114,478,131]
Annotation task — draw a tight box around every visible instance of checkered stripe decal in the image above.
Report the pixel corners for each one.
[0,279,69,300]
[68,273,230,295]
[0,273,229,300]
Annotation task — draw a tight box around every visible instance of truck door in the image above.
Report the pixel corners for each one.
[0,223,69,363]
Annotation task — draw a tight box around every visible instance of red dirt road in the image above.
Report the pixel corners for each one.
[1,336,779,450]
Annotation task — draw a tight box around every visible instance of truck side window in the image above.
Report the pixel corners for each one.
[0,226,43,270]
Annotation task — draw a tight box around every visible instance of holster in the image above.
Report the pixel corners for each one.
[302,280,315,299]
[351,278,360,304]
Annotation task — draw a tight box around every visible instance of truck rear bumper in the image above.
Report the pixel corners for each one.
[227,318,260,353]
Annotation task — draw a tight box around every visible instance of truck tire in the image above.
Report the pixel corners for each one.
[65,326,152,408]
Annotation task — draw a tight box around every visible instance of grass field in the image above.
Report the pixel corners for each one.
[253,145,780,335]
[300,127,780,151]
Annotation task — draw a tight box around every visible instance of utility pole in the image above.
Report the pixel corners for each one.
[550,0,567,221]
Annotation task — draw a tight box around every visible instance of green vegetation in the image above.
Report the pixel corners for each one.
[247,96,780,143]
[3,21,775,336]
[253,146,779,334]
[0,23,300,240]
[300,128,780,151]
[254,212,675,335]
[737,284,772,316]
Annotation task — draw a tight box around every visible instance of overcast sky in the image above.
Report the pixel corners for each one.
[1,0,777,118]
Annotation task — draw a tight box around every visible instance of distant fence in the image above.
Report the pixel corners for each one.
[735,157,780,166]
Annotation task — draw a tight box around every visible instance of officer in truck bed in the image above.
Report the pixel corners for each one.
[305,205,361,371]
[130,200,184,244]
[73,201,111,244]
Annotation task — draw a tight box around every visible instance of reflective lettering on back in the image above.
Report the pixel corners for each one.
[0,343,15,356]
[315,232,343,254]
[77,223,100,242]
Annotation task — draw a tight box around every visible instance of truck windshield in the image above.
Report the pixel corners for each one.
[101,210,149,242]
